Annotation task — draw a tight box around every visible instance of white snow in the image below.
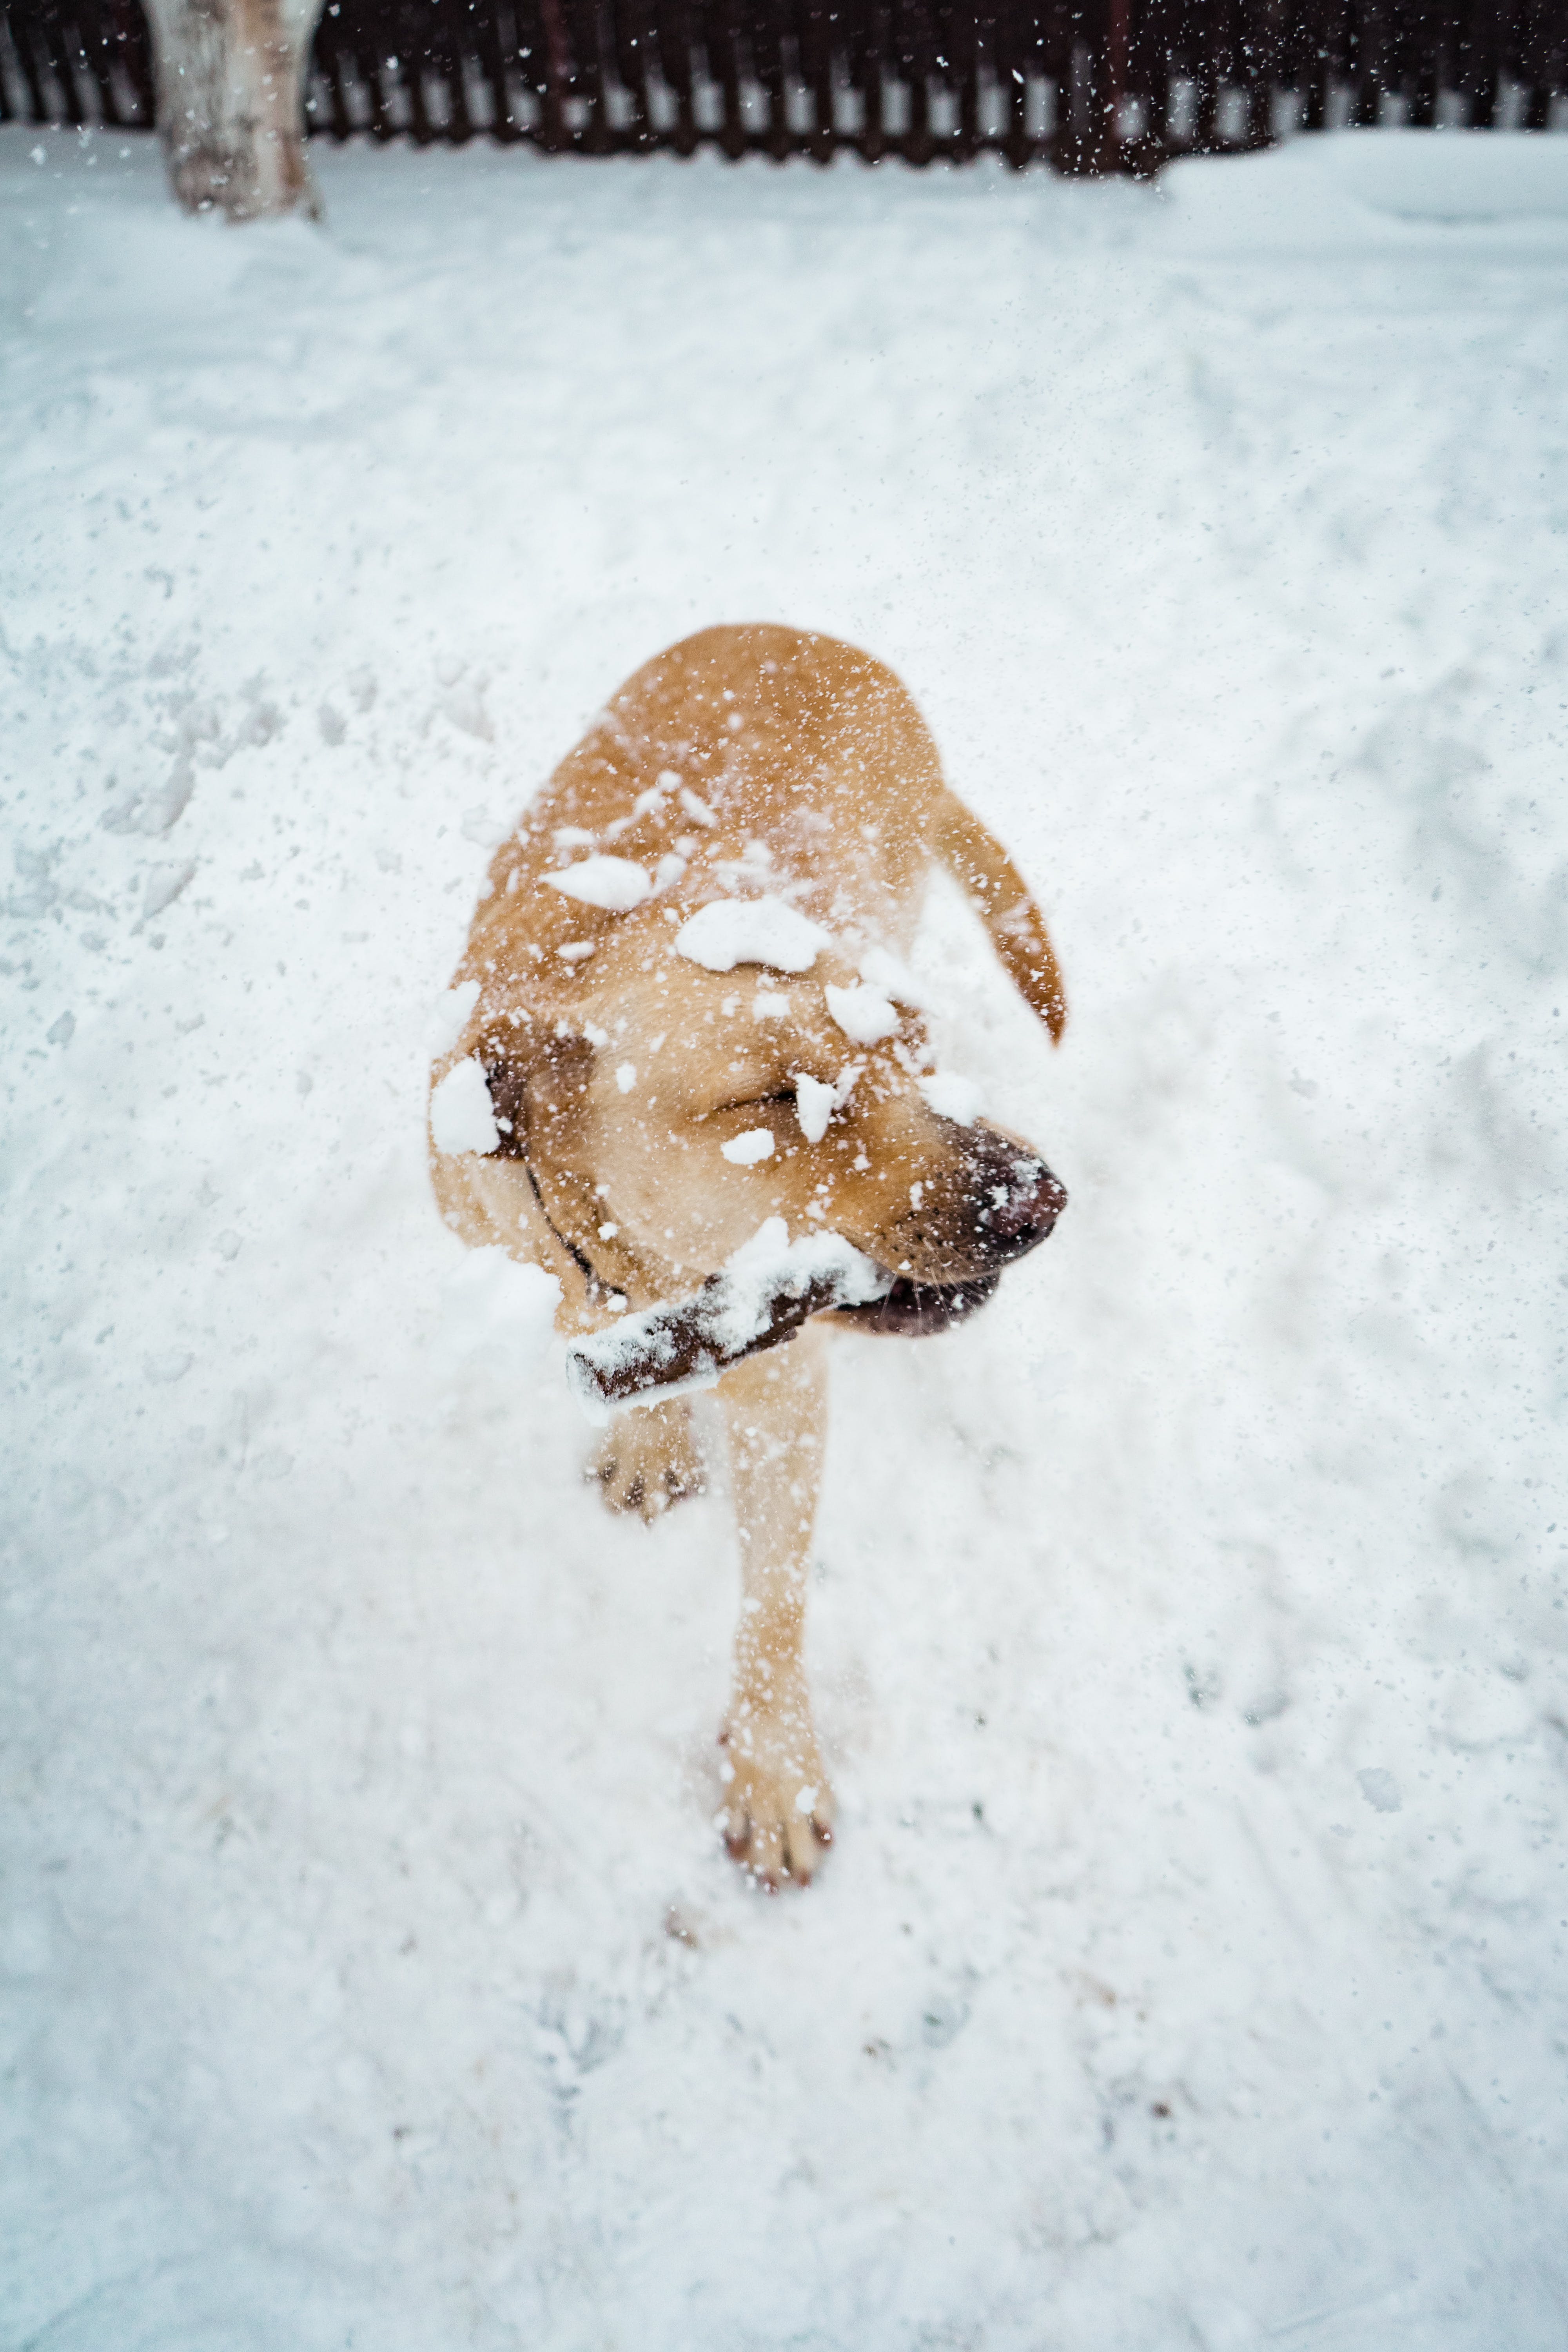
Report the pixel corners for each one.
[707,1216,889,1352]
[541,851,652,909]
[5,123,1568,2352]
[438,1245,562,1385]
[714,838,776,889]
[428,1052,501,1154]
[795,1070,838,1143]
[673,892,828,971]
[428,975,481,1056]
[826,977,902,1044]
[918,1069,984,1125]
[720,1126,775,1164]
[679,784,718,827]
[860,942,930,1007]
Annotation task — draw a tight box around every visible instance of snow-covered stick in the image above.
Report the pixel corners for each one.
[564,1222,890,1421]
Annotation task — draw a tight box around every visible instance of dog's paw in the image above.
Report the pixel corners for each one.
[717,1710,835,1891]
[590,1400,706,1524]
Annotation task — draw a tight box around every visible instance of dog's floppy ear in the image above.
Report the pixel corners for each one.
[477,1035,530,1161]
[428,998,601,1321]
[934,791,1067,1044]
[477,1013,594,1164]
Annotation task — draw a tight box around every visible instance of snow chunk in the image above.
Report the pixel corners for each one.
[543,855,652,911]
[616,1063,637,1094]
[678,785,717,828]
[826,981,901,1046]
[715,840,775,890]
[441,1247,561,1383]
[918,1070,983,1125]
[673,895,827,974]
[794,1074,837,1145]
[1357,1768,1402,1814]
[430,1055,501,1155]
[144,860,196,920]
[860,944,930,1009]
[429,978,481,1058]
[722,1127,775,1165]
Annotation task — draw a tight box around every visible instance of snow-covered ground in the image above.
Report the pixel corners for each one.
[4,120,1567,2350]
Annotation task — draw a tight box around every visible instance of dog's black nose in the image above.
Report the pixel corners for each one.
[967,1132,1067,1265]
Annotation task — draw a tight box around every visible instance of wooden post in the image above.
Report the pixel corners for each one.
[142,0,323,217]
[1053,0,1163,174]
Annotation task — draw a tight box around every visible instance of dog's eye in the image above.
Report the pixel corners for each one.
[720,1089,794,1113]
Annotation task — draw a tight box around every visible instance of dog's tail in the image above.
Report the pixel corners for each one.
[933,795,1067,1044]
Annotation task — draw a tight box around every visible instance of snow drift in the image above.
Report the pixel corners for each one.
[3,123,1567,2351]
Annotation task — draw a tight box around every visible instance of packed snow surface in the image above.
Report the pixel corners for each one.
[440,1247,563,1384]
[3,123,1568,2352]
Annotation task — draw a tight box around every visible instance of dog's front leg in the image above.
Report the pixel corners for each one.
[717,1324,834,1889]
[590,1398,706,1523]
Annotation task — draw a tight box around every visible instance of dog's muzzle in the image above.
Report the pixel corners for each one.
[838,1142,1067,1337]
[971,1143,1069,1264]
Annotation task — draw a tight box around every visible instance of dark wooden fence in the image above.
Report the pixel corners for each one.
[3,0,1566,171]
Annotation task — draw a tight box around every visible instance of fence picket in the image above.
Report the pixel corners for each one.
[2,0,1563,165]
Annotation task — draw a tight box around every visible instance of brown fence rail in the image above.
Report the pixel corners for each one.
[3,0,1566,169]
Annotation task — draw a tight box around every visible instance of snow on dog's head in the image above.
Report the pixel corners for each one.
[430,887,1065,1341]
[672,894,828,973]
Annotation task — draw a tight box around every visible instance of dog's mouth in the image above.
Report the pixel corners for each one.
[566,1153,1068,1412]
[837,1151,1068,1338]
[833,1272,1000,1337]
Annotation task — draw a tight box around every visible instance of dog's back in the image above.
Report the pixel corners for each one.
[468,624,1063,1037]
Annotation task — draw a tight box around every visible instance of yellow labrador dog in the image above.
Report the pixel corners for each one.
[429,625,1066,1888]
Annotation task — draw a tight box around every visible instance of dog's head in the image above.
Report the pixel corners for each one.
[454,893,1064,1339]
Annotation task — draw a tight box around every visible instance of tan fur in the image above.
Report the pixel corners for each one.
[590,1397,706,1521]
[430,625,1065,1887]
